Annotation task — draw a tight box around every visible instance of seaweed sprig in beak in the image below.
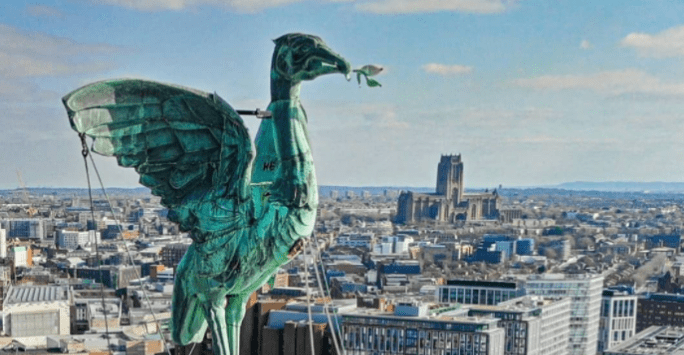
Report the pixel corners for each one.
[353,65,384,87]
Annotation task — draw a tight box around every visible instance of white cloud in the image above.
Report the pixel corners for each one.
[355,0,510,14]
[423,63,473,75]
[513,69,684,97]
[580,39,591,49]
[85,0,511,13]
[0,24,117,78]
[621,25,684,58]
[87,0,313,12]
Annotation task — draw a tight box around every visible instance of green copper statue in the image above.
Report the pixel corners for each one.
[62,33,353,355]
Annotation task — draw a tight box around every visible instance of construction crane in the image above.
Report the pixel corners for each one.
[16,170,37,217]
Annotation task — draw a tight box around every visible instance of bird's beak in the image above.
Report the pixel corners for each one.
[304,44,352,81]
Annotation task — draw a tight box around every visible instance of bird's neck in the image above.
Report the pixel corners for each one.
[263,78,317,208]
[264,78,312,164]
[270,78,301,103]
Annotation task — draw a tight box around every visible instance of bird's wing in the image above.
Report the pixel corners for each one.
[63,79,254,228]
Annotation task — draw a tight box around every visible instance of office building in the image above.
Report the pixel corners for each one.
[161,242,191,267]
[57,230,101,250]
[598,288,637,353]
[524,274,603,355]
[1,219,45,241]
[636,293,684,331]
[341,301,505,355]
[437,280,523,305]
[73,265,141,289]
[467,296,571,355]
[335,233,374,249]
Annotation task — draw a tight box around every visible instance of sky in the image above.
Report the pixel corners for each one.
[2,0,684,190]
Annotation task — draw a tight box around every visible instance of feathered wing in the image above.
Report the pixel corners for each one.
[62,79,254,230]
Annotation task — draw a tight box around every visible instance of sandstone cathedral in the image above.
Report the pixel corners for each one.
[396,155,500,224]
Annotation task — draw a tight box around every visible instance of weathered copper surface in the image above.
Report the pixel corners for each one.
[63,33,351,355]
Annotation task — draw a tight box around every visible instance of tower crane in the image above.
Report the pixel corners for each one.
[16,170,37,217]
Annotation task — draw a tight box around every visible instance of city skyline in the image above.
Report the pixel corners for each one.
[3,0,684,189]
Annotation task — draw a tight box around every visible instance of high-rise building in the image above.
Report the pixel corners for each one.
[524,274,604,355]
[598,288,637,353]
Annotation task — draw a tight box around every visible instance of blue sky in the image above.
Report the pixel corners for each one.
[2,0,684,189]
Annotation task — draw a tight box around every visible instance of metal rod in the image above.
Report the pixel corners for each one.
[236,109,272,118]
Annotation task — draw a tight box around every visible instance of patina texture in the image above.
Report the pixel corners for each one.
[62,33,351,355]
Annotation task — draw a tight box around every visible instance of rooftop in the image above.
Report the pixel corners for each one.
[605,326,684,355]
[4,285,71,305]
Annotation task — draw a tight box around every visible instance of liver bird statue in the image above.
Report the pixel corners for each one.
[62,33,352,355]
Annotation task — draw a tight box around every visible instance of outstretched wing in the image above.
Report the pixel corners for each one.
[63,79,254,220]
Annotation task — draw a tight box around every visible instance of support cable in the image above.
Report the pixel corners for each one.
[304,241,317,355]
[79,133,113,354]
[308,238,343,355]
[86,151,172,355]
[312,232,346,353]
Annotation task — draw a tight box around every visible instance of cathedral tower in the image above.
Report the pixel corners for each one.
[436,154,464,205]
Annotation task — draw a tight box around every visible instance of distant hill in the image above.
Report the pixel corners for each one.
[319,186,433,197]
[553,181,684,193]
[0,187,151,197]
[5,182,684,198]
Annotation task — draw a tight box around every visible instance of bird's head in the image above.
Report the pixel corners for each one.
[272,33,351,83]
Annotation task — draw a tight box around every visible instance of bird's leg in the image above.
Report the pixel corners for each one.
[225,294,247,355]
[204,294,230,355]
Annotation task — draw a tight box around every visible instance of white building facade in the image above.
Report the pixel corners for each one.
[2,285,72,339]
[598,289,637,352]
[469,296,571,355]
[0,228,5,258]
[524,274,603,355]
[57,230,100,250]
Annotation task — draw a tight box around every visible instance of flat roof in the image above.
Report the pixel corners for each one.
[5,285,71,304]
[605,326,684,354]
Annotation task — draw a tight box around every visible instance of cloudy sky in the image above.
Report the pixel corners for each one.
[2,0,684,189]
